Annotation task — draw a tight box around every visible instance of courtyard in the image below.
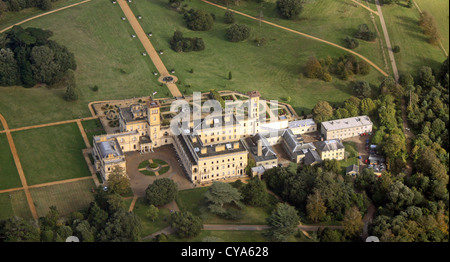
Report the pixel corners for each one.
[125,145,195,197]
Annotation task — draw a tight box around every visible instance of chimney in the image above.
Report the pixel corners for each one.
[257,139,263,157]
[233,142,240,149]
[201,147,207,154]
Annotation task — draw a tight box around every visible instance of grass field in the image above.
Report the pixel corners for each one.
[0,190,33,220]
[415,0,449,53]
[0,0,165,129]
[29,179,96,217]
[12,123,91,185]
[82,118,106,147]
[0,0,83,31]
[176,186,276,225]
[128,0,387,115]
[132,198,172,236]
[380,1,448,74]
[0,134,22,190]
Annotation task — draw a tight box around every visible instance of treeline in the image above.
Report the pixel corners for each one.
[0,0,55,15]
[264,163,370,227]
[0,25,76,88]
[304,54,370,82]
[0,188,142,242]
[311,57,449,242]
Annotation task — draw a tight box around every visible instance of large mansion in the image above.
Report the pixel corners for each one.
[92,91,371,184]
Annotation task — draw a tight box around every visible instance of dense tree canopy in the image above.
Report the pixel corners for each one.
[145,178,178,206]
[0,26,76,88]
[183,9,214,31]
[276,0,304,20]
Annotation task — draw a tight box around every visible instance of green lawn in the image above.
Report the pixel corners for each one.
[381,1,448,74]
[12,123,92,185]
[0,0,165,129]
[29,179,96,217]
[0,134,22,190]
[176,186,275,225]
[415,0,449,53]
[0,0,82,31]
[132,198,171,236]
[81,118,106,147]
[0,190,33,220]
[128,0,386,115]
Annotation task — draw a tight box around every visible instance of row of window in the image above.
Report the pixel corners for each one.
[203,156,243,165]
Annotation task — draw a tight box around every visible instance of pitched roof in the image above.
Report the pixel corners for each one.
[315,139,345,152]
[303,149,322,165]
[346,164,359,174]
[321,116,372,131]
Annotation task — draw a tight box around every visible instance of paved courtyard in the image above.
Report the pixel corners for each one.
[125,145,195,197]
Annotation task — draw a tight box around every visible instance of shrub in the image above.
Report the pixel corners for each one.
[276,0,304,20]
[355,24,376,41]
[169,31,205,52]
[344,36,359,49]
[226,24,251,42]
[184,9,214,31]
[224,9,235,24]
[393,45,400,53]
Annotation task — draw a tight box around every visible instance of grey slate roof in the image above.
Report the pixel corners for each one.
[346,164,359,174]
[315,140,345,152]
[321,115,372,131]
[303,149,322,165]
[97,140,123,158]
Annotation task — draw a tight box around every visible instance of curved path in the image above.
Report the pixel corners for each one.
[0,0,92,33]
[200,0,389,77]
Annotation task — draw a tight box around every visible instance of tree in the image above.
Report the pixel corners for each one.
[306,189,327,223]
[184,9,214,31]
[170,211,203,238]
[146,205,159,222]
[353,80,371,98]
[30,45,60,84]
[204,181,243,217]
[355,24,376,41]
[226,24,251,42]
[106,166,130,195]
[98,209,142,242]
[342,206,363,238]
[0,48,20,86]
[386,181,415,211]
[305,55,323,79]
[360,98,376,116]
[73,220,94,242]
[241,177,268,207]
[313,100,333,123]
[224,9,235,24]
[2,216,40,242]
[145,178,178,206]
[87,201,108,232]
[39,0,52,11]
[344,36,359,49]
[40,205,59,232]
[276,0,303,20]
[418,66,436,89]
[319,228,343,242]
[63,70,78,101]
[266,203,300,242]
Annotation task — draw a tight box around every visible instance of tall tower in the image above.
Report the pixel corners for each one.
[247,90,261,135]
[147,99,161,148]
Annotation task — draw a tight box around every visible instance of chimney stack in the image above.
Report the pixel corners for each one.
[257,139,263,157]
